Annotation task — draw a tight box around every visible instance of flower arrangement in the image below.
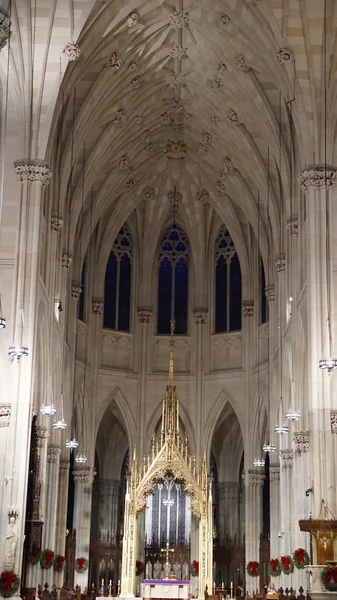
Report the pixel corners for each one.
[29,546,41,566]
[136,561,144,576]
[280,555,294,575]
[269,558,281,577]
[75,557,88,574]
[190,560,199,577]
[40,549,54,570]
[0,572,20,598]
[53,554,66,572]
[293,548,309,569]
[321,564,337,592]
[246,561,259,577]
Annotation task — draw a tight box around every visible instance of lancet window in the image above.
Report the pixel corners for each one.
[157,224,189,335]
[78,259,86,322]
[215,226,242,332]
[104,226,132,331]
[259,256,267,324]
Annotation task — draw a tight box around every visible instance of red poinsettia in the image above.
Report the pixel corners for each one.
[193,561,199,575]
[136,561,144,576]
[247,561,259,577]
[45,551,54,566]
[0,571,20,598]
[269,558,281,577]
[326,567,337,584]
[77,558,85,569]
[1,573,16,592]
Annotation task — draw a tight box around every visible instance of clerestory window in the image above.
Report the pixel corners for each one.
[215,226,242,332]
[103,226,132,331]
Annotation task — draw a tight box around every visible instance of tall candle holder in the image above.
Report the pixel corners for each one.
[101,579,104,596]
[108,581,112,597]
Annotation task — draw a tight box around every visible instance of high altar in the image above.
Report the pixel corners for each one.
[120,320,213,600]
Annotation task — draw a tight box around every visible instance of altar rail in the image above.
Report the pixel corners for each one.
[206,589,311,600]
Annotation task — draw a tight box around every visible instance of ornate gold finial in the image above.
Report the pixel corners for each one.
[170,318,175,336]
[161,316,179,443]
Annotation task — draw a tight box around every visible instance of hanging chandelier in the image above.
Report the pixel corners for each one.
[53,418,67,430]
[263,443,276,453]
[285,409,301,422]
[274,424,289,435]
[0,317,6,328]
[66,438,78,451]
[319,358,337,373]
[75,453,87,464]
[253,457,265,468]
[40,404,57,416]
[8,345,29,361]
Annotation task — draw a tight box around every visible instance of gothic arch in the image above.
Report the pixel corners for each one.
[145,399,196,457]
[96,386,136,454]
[202,389,245,465]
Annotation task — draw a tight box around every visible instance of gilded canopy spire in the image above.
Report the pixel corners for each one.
[161,318,179,445]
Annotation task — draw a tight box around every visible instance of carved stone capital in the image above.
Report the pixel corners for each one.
[269,465,280,482]
[227,109,239,128]
[63,41,80,61]
[286,215,299,235]
[137,307,152,324]
[47,445,61,463]
[242,301,254,318]
[142,186,154,201]
[36,426,49,448]
[13,159,51,186]
[73,466,91,484]
[0,9,11,51]
[62,250,73,269]
[59,460,70,475]
[170,10,189,29]
[280,449,293,468]
[300,165,337,191]
[0,405,11,428]
[71,281,82,299]
[193,308,208,325]
[277,47,292,64]
[275,254,286,273]
[236,56,250,73]
[330,411,337,433]
[265,285,275,303]
[92,298,104,315]
[51,213,64,233]
[197,189,210,204]
[293,431,310,452]
[248,470,265,487]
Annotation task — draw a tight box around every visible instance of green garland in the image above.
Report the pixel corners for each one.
[75,557,88,573]
[0,573,20,598]
[246,562,260,577]
[321,564,337,592]
[280,555,294,575]
[40,549,55,570]
[53,554,66,572]
[268,559,281,577]
[292,548,309,569]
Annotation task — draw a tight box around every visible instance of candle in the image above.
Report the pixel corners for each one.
[102,579,104,586]
[109,581,112,585]
[222,583,224,589]
[231,582,233,588]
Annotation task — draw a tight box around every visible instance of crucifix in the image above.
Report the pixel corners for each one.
[160,541,174,578]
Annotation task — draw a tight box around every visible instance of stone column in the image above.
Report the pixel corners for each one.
[0,5,11,51]
[55,459,70,547]
[218,482,240,543]
[269,464,280,558]
[292,432,311,592]
[73,466,92,589]
[136,307,152,457]
[245,471,264,594]
[193,309,208,464]
[279,449,293,588]
[44,445,61,585]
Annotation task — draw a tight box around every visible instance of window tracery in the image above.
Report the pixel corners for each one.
[215,226,242,332]
[104,226,132,331]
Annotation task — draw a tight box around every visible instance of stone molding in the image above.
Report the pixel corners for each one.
[62,250,73,269]
[13,159,51,186]
[330,411,337,433]
[248,471,265,487]
[73,466,91,484]
[265,285,275,303]
[242,301,254,318]
[0,8,11,51]
[63,41,80,61]
[0,405,11,428]
[71,281,82,299]
[197,189,209,204]
[236,56,250,73]
[92,298,104,315]
[218,482,240,499]
[300,166,337,191]
[275,254,286,273]
[280,449,293,468]
[293,431,310,452]
[170,10,189,28]
[51,213,64,233]
[277,48,292,64]
[269,465,280,482]
[137,307,152,324]
[193,308,208,325]
[47,445,61,463]
[286,215,298,235]
[36,426,49,448]
[59,460,70,474]
[227,109,239,128]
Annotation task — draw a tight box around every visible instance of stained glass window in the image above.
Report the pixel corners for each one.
[158,224,189,334]
[78,259,86,322]
[260,256,267,324]
[104,226,132,331]
[215,226,242,332]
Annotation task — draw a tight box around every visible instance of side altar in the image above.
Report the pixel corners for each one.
[142,580,190,600]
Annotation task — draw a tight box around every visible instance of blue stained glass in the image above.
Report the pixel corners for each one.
[104,251,117,329]
[174,258,188,334]
[229,253,242,330]
[118,254,131,331]
[158,257,172,334]
[215,256,227,332]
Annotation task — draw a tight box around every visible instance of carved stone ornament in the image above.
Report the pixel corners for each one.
[73,466,91,483]
[47,445,61,464]
[227,109,239,127]
[125,179,136,193]
[293,431,310,452]
[265,285,275,303]
[134,115,143,125]
[220,158,234,179]
[300,166,337,191]
[216,180,226,196]
[4,515,18,574]
[0,405,11,428]
[59,460,69,475]
[170,11,189,29]
[71,281,82,299]
[131,76,141,89]
[219,13,231,26]
[242,301,254,317]
[129,61,138,72]
[248,471,265,486]
[203,131,212,144]
[51,213,64,233]
[193,309,208,325]
[127,12,139,27]
[169,74,186,88]
[280,449,293,468]
[217,61,227,74]
[330,411,337,433]
[119,155,131,171]
[197,189,210,204]
[169,43,187,59]
[168,189,182,208]
[63,41,80,61]
[36,426,49,449]
[275,254,286,273]
[113,110,126,125]
[171,123,184,135]
[13,159,51,186]
[137,307,152,324]
[211,115,219,124]
[199,144,208,154]
[171,99,184,113]
[92,298,104,315]
[236,56,250,73]
[164,141,188,159]
[213,76,223,89]
[142,186,155,201]
[0,8,11,50]
[62,250,72,269]
[286,215,299,235]
[141,130,152,143]
[269,465,280,482]
[277,47,292,64]
[108,51,122,70]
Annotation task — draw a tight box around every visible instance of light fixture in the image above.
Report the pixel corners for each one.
[285,409,301,422]
[0,295,6,328]
[40,404,57,416]
[75,453,87,464]
[53,418,67,430]
[253,457,265,468]
[319,357,337,373]
[263,443,276,453]
[163,498,175,506]
[8,345,29,361]
[65,438,78,451]
[274,424,289,436]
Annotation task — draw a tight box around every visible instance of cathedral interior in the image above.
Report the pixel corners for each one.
[0,0,337,599]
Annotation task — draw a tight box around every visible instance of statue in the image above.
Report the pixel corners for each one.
[4,516,18,573]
